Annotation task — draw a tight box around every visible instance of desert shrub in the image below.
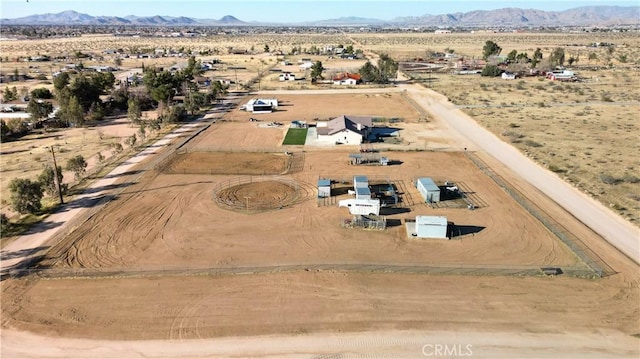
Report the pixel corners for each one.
[622,174,640,183]
[9,178,43,214]
[600,92,613,102]
[548,164,565,173]
[524,139,543,147]
[502,130,524,143]
[600,174,622,185]
[481,64,502,77]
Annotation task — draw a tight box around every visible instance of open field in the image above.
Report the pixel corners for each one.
[1,31,638,356]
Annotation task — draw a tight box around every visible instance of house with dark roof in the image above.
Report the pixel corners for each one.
[316,115,372,144]
[332,72,361,86]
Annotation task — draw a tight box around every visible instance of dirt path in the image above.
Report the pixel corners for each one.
[2,327,636,358]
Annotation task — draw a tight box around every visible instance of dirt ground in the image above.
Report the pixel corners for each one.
[5,91,638,345]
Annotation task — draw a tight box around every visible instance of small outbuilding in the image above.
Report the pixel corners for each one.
[318,179,331,198]
[415,215,448,239]
[416,177,441,203]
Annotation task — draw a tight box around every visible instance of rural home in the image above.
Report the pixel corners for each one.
[332,72,361,85]
[501,72,517,80]
[316,115,372,144]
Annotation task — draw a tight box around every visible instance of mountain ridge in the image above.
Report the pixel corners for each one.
[1,6,638,27]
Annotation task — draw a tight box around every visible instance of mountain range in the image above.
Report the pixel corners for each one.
[1,6,638,27]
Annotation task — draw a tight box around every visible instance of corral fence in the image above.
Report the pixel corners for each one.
[465,152,614,278]
[3,262,598,281]
[157,147,305,175]
[211,175,310,213]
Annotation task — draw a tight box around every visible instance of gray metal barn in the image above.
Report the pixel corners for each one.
[416,177,441,203]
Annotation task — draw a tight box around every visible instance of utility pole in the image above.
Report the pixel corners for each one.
[50,146,64,205]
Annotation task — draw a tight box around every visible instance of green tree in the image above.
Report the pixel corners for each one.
[310,61,324,81]
[26,98,54,122]
[506,50,518,63]
[9,178,43,214]
[30,87,53,99]
[87,101,105,121]
[2,86,17,102]
[588,52,598,64]
[68,75,102,111]
[66,155,87,180]
[481,64,502,77]
[377,54,398,83]
[0,119,10,142]
[182,56,202,80]
[359,61,380,83]
[38,164,66,198]
[64,95,85,127]
[144,67,179,105]
[127,98,142,125]
[264,44,270,53]
[482,40,502,60]
[53,72,70,92]
[549,47,565,68]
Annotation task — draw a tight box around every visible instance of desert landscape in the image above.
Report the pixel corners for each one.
[1,16,639,359]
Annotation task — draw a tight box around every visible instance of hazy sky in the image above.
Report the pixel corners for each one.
[1,0,637,22]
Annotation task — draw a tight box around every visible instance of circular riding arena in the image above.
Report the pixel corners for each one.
[213,176,311,213]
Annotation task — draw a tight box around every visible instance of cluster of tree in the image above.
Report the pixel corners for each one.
[480,40,575,77]
[51,70,115,127]
[358,54,399,84]
[5,154,86,216]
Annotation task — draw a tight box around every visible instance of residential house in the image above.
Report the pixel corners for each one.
[332,72,361,86]
[316,115,372,144]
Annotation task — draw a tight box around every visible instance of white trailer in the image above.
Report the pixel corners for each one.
[338,198,381,216]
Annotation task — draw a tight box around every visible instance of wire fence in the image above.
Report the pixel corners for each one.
[465,152,614,277]
[3,262,599,281]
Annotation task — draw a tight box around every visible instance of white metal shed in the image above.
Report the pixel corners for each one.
[416,215,448,239]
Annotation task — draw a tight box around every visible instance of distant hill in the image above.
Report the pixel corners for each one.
[1,6,638,27]
[391,6,639,27]
[0,10,248,26]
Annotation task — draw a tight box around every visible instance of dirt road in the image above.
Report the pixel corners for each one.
[2,327,636,358]
[401,84,639,264]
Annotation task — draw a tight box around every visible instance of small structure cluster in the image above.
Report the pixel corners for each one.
[338,175,382,216]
